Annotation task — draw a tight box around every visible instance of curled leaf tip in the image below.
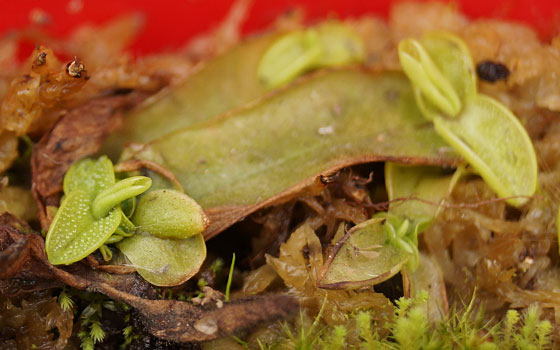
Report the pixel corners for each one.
[92,176,152,219]
[398,38,462,117]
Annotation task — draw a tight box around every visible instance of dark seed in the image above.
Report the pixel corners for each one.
[476,60,510,82]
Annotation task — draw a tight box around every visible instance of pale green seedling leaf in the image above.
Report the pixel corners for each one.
[383,163,455,270]
[318,218,409,289]
[315,21,365,66]
[117,232,206,286]
[45,189,121,265]
[433,94,537,207]
[258,22,364,89]
[412,32,476,120]
[385,162,454,220]
[132,189,209,239]
[398,38,461,118]
[422,32,476,102]
[258,29,323,89]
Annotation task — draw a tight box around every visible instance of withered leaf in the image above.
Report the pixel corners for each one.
[318,218,409,289]
[133,70,459,239]
[402,252,449,323]
[0,236,29,279]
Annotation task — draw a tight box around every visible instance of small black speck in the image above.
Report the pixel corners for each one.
[53,140,65,152]
[302,244,310,260]
[476,60,510,83]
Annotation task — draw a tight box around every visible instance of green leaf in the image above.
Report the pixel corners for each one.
[315,21,364,66]
[117,232,206,286]
[258,29,323,88]
[63,156,115,195]
[385,162,454,220]
[45,189,121,265]
[411,32,476,121]
[317,218,409,289]
[47,156,132,265]
[134,70,457,237]
[398,38,462,118]
[100,33,281,157]
[92,176,151,219]
[384,163,455,270]
[433,94,538,207]
[258,22,365,89]
[132,189,209,239]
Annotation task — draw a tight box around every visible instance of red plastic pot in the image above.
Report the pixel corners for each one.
[1,0,559,57]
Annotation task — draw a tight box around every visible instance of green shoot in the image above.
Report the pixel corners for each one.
[225,253,236,302]
[232,335,249,348]
[58,287,74,312]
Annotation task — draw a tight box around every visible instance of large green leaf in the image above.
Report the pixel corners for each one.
[318,218,409,289]
[133,70,458,237]
[101,33,280,158]
[117,232,206,286]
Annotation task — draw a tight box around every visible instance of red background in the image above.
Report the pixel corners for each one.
[0,0,559,56]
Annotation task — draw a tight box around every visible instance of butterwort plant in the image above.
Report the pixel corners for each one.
[45,155,209,286]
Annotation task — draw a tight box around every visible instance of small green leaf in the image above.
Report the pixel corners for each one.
[117,232,206,286]
[258,29,323,89]
[258,23,365,89]
[398,38,462,118]
[45,189,121,265]
[421,33,476,101]
[385,163,454,220]
[63,156,115,195]
[433,95,538,207]
[384,163,455,270]
[318,218,409,289]
[412,32,476,121]
[132,189,209,239]
[92,176,151,219]
[315,21,365,66]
